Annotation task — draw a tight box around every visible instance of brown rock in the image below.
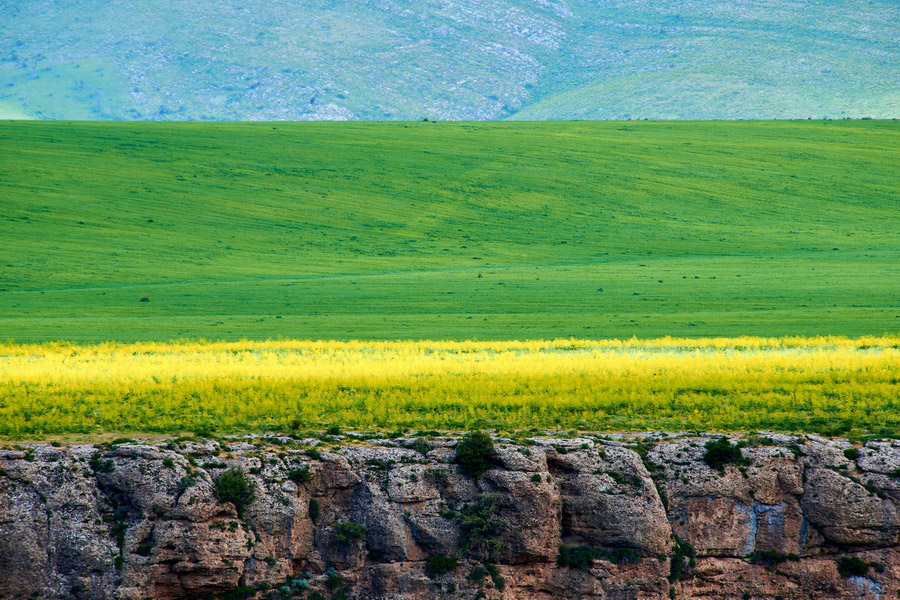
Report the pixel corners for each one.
[0,435,898,599]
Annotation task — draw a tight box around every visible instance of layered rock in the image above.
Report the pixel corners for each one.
[0,433,897,599]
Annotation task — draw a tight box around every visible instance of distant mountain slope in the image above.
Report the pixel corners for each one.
[0,0,897,120]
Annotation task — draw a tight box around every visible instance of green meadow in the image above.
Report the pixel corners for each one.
[1,120,897,343]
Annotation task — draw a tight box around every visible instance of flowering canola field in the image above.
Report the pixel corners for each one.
[1,336,896,437]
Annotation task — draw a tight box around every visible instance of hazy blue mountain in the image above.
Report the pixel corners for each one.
[1,0,897,120]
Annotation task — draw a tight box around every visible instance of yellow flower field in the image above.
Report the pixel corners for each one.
[1,336,897,437]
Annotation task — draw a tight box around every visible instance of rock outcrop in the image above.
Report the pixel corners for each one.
[1,433,897,599]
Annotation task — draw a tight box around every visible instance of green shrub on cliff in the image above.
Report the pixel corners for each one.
[89,455,115,473]
[333,521,366,543]
[424,554,458,578]
[702,438,748,472]
[288,466,312,485]
[455,432,498,477]
[458,494,505,560]
[214,469,256,517]
[558,546,597,570]
[557,546,641,569]
[219,585,255,600]
[668,536,696,583]
[837,556,869,578]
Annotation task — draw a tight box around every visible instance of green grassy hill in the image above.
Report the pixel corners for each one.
[1,120,897,343]
[1,0,897,121]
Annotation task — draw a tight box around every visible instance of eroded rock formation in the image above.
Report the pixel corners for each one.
[1,433,897,599]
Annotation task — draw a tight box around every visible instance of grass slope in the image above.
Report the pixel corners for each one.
[0,120,898,343]
[1,0,897,121]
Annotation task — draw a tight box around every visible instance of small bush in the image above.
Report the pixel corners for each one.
[458,494,504,559]
[325,424,341,436]
[220,585,255,600]
[134,544,151,557]
[308,498,320,523]
[425,468,450,485]
[750,550,799,569]
[214,469,256,517]
[484,563,505,590]
[291,578,310,590]
[669,536,696,583]
[288,466,312,485]
[193,425,216,438]
[601,547,642,565]
[558,546,597,570]
[175,474,196,497]
[558,545,640,569]
[703,438,747,472]
[843,448,860,461]
[325,567,342,588]
[333,521,366,543]
[107,437,135,447]
[836,556,869,578]
[411,437,430,456]
[467,565,488,582]
[306,448,322,460]
[425,554,458,578]
[455,432,498,477]
[89,456,115,473]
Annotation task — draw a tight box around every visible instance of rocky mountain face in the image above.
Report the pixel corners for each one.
[1,433,898,600]
[1,0,897,121]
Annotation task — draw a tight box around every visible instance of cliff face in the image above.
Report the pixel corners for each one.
[1,434,897,600]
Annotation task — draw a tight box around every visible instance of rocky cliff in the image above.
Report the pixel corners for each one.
[1,433,897,600]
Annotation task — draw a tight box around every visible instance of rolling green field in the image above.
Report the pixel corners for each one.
[1,120,897,343]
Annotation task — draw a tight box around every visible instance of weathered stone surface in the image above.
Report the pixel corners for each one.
[0,434,898,599]
[479,466,562,563]
[801,467,900,547]
[652,437,834,558]
[387,464,440,503]
[858,440,900,475]
[551,444,672,556]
